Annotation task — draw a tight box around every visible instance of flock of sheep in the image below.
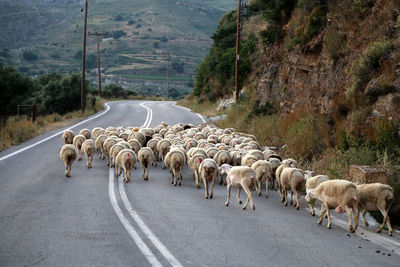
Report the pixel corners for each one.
[59,123,394,236]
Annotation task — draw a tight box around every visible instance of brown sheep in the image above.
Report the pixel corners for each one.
[59,144,77,177]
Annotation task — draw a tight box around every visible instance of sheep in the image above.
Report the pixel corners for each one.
[110,143,128,167]
[219,164,256,210]
[128,139,142,157]
[81,139,95,168]
[306,180,359,233]
[95,134,107,160]
[103,138,119,166]
[206,147,218,158]
[247,149,263,161]
[304,172,329,216]
[279,167,305,210]
[198,159,219,199]
[251,160,272,198]
[157,139,172,168]
[213,150,231,185]
[188,153,206,189]
[164,149,185,186]
[138,147,155,181]
[268,157,281,190]
[241,154,258,167]
[146,139,159,164]
[79,128,91,139]
[275,158,297,193]
[59,144,77,177]
[115,149,137,183]
[229,150,242,166]
[62,130,75,144]
[355,183,394,236]
[91,127,104,139]
[73,134,86,161]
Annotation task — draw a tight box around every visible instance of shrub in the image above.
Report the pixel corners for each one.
[114,14,124,21]
[325,30,346,61]
[258,24,281,47]
[350,38,395,91]
[127,19,135,25]
[22,51,38,61]
[294,5,327,46]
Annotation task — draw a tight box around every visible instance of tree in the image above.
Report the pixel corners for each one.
[111,30,127,40]
[171,59,184,73]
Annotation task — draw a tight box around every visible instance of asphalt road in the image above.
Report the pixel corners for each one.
[0,100,399,266]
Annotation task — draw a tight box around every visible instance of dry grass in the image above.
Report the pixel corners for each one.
[0,97,106,152]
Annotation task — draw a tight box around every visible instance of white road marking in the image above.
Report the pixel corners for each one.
[306,207,400,255]
[119,177,183,267]
[108,169,162,267]
[0,102,112,162]
[173,103,207,123]
[110,101,182,266]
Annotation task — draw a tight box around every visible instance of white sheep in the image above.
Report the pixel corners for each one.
[251,160,272,198]
[59,144,77,177]
[213,150,231,185]
[79,128,91,139]
[103,138,119,166]
[115,149,137,183]
[198,159,219,199]
[164,149,185,186]
[219,164,256,210]
[95,134,107,160]
[138,147,155,181]
[241,154,258,167]
[81,139,95,168]
[304,172,329,216]
[62,130,75,144]
[188,153,206,189]
[306,180,359,233]
[279,167,305,210]
[72,134,86,161]
[355,183,394,236]
[157,139,172,168]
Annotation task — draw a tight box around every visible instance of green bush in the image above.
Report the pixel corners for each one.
[294,5,327,45]
[258,24,281,47]
[350,38,395,91]
[22,51,38,61]
[326,31,346,61]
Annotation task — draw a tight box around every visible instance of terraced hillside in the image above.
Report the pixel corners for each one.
[0,0,235,97]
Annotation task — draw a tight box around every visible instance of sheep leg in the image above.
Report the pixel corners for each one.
[318,205,326,224]
[195,170,200,189]
[295,190,301,210]
[362,209,369,227]
[219,173,223,185]
[179,166,182,186]
[242,184,255,210]
[210,180,214,199]
[290,190,294,206]
[204,179,209,199]
[85,154,89,168]
[309,201,315,216]
[64,163,68,176]
[265,177,269,198]
[224,184,232,206]
[385,213,393,236]
[326,207,332,229]
[142,165,146,179]
[128,168,132,183]
[376,208,389,234]
[344,205,355,233]
[280,186,285,203]
[257,180,262,197]
[146,166,150,181]
[236,187,242,204]
[283,188,288,206]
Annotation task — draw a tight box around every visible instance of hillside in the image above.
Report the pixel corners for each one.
[0,0,235,98]
[185,0,400,222]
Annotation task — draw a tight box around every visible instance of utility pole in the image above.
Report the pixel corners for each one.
[89,31,107,97]
[235,0,241,102]
[81,0,88,113]
[167,52,170,99]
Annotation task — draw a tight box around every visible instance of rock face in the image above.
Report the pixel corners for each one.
[254,2,400,122]
[349,165,388,184]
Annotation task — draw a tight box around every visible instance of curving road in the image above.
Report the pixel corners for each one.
[0,100,399,266]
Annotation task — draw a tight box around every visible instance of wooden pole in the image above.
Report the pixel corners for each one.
[235,0,241,101]
[81,0,88,112]
[89,32,107,97]
[167,52,170,99]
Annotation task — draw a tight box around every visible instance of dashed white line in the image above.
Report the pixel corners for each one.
[0,102,112,162]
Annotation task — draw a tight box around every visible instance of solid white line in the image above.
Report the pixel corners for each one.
[119,177,183,267]
[306,207,400,255]
[139,102,153,128]
[108,169,162,267]
[0,103,112,162]
[172,103,206,124]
